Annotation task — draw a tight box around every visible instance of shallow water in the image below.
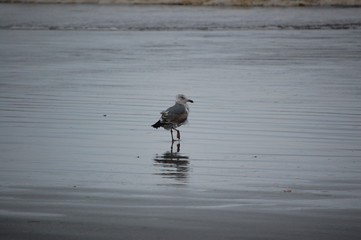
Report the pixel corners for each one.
[0,4,361,239]
[1,28,360,192]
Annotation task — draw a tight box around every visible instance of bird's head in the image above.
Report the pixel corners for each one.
[176,94,194,104]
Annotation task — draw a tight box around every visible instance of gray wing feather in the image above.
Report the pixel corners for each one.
[161,104,188,124]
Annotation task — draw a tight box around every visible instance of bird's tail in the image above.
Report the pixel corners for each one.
[151,120,162,129]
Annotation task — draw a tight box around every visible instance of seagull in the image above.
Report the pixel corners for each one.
[152,94,194,141]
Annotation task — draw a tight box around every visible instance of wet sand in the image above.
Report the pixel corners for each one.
[2,0,361,7]
[1,186,361,240]
[1,4,361,240]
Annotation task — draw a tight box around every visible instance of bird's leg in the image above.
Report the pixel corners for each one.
[170,129,175,142]
[170,141,174,153]
[175,129,180,140]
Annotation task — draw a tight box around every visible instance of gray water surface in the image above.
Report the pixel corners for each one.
[1,28,360,191]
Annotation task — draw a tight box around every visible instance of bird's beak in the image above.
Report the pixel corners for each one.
[188,99,194,103]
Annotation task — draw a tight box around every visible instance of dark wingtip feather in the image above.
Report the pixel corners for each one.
[152,120,162,129]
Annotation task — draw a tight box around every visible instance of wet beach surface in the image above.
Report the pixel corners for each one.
[1,4,361,239]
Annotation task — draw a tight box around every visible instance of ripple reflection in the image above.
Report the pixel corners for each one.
[153,142,189,183]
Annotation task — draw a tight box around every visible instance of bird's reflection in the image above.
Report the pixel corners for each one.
[153,142,189,183]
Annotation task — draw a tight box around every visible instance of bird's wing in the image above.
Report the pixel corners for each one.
[161,104,188,124]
